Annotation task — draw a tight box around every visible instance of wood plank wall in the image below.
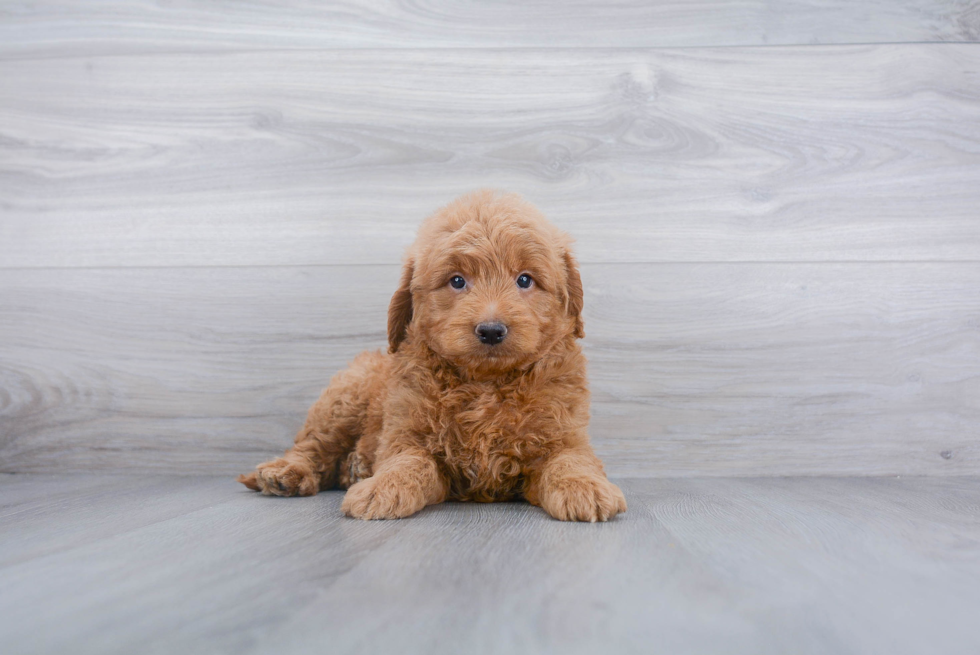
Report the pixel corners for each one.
[1,1,978,476]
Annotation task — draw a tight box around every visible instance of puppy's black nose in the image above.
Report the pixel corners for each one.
[476,322,508,346]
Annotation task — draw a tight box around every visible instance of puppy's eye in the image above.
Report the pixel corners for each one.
[516,273,533,289]
[449,275,466,290]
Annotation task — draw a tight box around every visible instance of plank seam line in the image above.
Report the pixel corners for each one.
[2,260,980,272]
[1,40,979,62]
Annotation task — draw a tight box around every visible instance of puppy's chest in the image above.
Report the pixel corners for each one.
[430,385,551,498]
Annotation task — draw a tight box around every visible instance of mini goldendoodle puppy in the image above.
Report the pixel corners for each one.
[239,190,626,521]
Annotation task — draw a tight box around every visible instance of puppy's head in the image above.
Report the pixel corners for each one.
[388,190,584,375]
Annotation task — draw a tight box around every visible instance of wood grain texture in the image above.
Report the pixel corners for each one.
[1,474,979,654]
[2,45,980,267]
[2,263,976,476]
[1,0,978,57]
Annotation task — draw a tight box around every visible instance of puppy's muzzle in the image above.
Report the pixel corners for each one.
[475,322,508,346]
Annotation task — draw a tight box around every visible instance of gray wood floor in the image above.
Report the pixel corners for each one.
[1,473,979,655]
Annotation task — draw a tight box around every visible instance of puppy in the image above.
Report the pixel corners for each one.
[239,190,626,522]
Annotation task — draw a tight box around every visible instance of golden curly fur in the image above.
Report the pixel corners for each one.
[238,190,626,521]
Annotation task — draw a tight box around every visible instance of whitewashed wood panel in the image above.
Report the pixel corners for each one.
[0,0,977,57]
[1,263,976,476]
[2,45,979,267]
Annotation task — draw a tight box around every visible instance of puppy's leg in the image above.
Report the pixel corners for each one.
[237,430,341,498]
[525,445,627,522]
[238,351,386,497]
[342,447,448,520]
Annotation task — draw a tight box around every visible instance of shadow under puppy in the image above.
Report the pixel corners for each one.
[239,190,626,521]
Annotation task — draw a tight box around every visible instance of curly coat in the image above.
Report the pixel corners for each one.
[239,190,626,521]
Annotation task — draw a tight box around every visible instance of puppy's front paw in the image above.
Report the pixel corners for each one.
[341,474,427,520]
[237,457,319,497]
[540,476,627,522]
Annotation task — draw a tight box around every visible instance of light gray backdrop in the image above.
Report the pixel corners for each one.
[1,1,978,477]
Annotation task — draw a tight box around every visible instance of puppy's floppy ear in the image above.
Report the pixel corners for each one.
[563,250,585,339]
[388,259,415,353]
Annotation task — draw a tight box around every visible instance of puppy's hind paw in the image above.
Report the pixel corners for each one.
[238,457,320,497]
[237,472,261,491]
